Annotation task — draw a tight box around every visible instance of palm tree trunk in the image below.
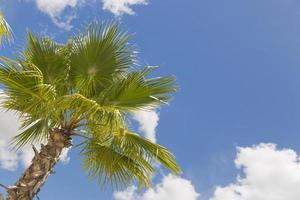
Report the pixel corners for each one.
[6,129,72,200]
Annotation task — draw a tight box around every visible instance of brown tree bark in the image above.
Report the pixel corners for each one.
[6,129,72,200]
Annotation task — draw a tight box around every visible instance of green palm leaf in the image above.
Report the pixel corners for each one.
[0,11,13,44]
[82,129,180,188]
[23,33,70,94]
[100,66,177,110]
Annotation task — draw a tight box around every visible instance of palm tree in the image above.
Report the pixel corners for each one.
[0,11,12,44]
[0,21,180,200]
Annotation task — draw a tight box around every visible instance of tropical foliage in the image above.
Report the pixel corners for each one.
[0,21,180,189]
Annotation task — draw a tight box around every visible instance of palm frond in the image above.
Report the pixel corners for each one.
[0,58,57,148]
[99,66,177,110]
[69,21,136,97]
[22,33,70,93]
[83,137,154,188]
[81,128,180,188]
[0,11,13,44]
[12,118,48,149]
[116,131,181,175]
[0,58,56,114]
[57,93,126,129]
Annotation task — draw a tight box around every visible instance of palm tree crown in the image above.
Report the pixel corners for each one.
[0,21,180,189]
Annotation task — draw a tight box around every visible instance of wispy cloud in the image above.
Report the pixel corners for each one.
[102,0,148,16]
[33,0,80,30]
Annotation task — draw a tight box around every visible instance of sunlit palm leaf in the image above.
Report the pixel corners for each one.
[83,138,154,188]
[99,66,177,110]
[0,11,12,44]
[12,118,49,149]
[82,127,180,188]
[116,131,180,174]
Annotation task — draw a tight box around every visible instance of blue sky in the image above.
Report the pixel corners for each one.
[2,0,300,200]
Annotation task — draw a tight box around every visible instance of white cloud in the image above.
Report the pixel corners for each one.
[0,109,22,170]
[60,147,71,164]
[114,174,200,200]
[29,0,81,30]
[25,0,149,29]
[35,0,79,17]
[102,0,148,16]
[0,140,18,171]
[133,110,159,143]
[210,143,300,200]
[50,14,76,31]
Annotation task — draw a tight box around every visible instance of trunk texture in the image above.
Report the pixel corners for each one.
[6,129,72,200]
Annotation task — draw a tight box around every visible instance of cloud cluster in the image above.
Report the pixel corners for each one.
[113,174,200,200]
[210,143,300,200]
[114,142,300,200]
[27,0,149,30]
